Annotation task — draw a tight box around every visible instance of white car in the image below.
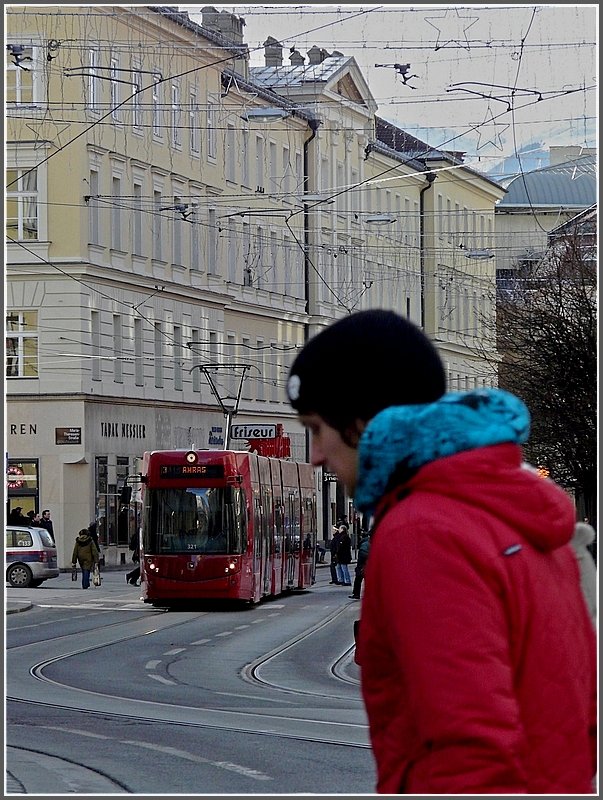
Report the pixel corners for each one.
[6,525,60,587]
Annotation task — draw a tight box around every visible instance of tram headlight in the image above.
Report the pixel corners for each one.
[224,559,237,573]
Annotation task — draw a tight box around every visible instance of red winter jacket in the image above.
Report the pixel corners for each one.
[356,443,597,794]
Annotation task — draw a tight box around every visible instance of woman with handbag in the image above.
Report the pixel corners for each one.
[71,528,100,590]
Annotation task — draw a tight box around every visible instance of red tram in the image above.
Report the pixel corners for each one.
[139,449,317,605]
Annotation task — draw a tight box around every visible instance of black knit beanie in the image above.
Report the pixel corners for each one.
[286,309,446,433]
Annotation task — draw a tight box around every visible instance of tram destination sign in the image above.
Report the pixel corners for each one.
[230,424,277,440]
[159,464,224,478]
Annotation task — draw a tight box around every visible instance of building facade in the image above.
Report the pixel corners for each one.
[6,5,505,565]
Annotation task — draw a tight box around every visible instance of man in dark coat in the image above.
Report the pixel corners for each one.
[329,525,344,584]
[39,509,55,543]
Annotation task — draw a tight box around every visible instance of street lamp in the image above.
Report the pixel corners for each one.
[464,249,495,259]
[365,214,396,225]
[240,107,290,122]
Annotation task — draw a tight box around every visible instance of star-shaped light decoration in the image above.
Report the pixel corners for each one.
[425,8,479,51]
[25,112,71,150]
[476,106,509,152]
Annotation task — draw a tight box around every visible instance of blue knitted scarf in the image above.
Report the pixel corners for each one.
[354,388,530,515]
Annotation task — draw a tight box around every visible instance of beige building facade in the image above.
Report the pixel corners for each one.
[6,5,505,565]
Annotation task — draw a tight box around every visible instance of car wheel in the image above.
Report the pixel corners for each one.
[7,563,33,588]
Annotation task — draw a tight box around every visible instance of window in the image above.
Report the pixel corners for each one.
[132,67,142,131]
[152,76,162,137]
[255,226,264,289]
[153,190,162,260]
[110,57,120,121]
[282,146,291,197]
[91,310,101,381]
[87,48,100,112]
[255,136,264,191]
[227,218,237,282]
[6,310,38,378]
[172,195,183,265]
[6,168,38,240]
[207,208,217,273]
[225,125,236,182]
[171,83,181,147]
[209,331,219,364]
[269,141,278,194]
[190,211,200,270]
[89,169,100,245]
[241,129,249,186]
[241,337,252,400]
[134,317,143,386]
[113,315,123,382]
[191,329,201,392]
[189,87,199,155]
[256,339,265,401]
[226,333,236,397]
[173,325,182,390]
[154,323,163,388]
[133,182,142,255]
[111,176,122,250]
[207,100,216,159]
[6,45,36,104]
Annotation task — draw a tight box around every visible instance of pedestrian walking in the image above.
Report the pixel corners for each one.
[39,509,55,543]
[350,528,371,599]
[335,524,352,586]
[71,528,99,590]
[286,308,596,794]
[126,529,141,585]
[328,524,343,584]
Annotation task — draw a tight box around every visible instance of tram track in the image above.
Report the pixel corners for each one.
[7,601,369,748]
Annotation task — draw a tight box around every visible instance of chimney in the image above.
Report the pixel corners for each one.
[264,36,283,67]
[307,45,330,65]
[290,49,305,66]
[201,6,245,45]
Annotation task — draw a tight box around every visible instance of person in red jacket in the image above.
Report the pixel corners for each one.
[286,308,597,795]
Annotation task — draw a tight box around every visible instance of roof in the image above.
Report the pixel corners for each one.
[250,55,350,89]
[498,156,597,208]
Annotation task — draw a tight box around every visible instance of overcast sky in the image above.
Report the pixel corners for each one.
[182,3,597,178]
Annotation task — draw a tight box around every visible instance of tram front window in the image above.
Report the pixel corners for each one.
[143,486,246,555]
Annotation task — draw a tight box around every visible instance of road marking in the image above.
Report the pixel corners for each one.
[28,727,272,781]
[145,660,161,669]
[190,638,210,645]
[120,740,272,780]
[234,624,249,630]
[215,631,232,637]
[148,674,175,685]
[163,648,185,655]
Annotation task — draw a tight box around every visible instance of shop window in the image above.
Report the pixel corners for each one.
[6,459,39,515]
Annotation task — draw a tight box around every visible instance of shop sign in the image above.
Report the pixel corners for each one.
[230,424,277,439]
[56,427,82,445]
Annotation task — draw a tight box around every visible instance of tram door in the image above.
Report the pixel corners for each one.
[270,460,285,595]
[258,457,273,597]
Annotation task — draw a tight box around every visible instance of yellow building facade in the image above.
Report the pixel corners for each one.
[6,5,504,565]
